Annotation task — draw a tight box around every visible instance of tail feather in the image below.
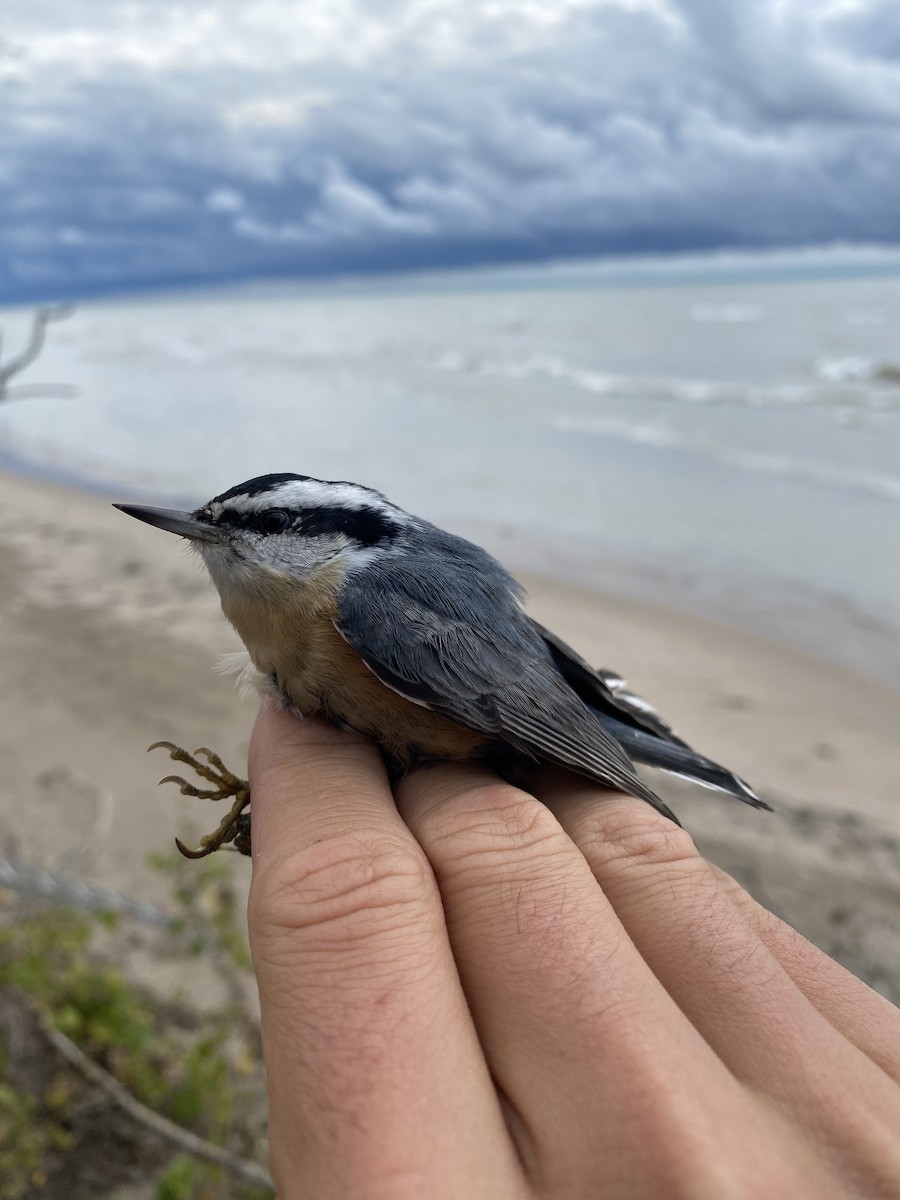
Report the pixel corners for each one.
[592,710,773,812]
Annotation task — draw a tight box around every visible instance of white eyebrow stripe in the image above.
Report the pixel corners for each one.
[209,479,402,519]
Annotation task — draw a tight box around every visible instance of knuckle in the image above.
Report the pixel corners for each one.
[583,801,700,877]
[421,782,570,875]
[250,832,433,945]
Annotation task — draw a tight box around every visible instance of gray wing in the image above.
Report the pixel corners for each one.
[531,618,692,746]
[335,544,670,814]
[531,619,767,810]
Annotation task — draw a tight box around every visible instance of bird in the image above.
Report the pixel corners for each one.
[115,472,770,857]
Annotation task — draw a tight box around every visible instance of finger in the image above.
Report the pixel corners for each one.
[545,783,900,1189]
[395,765,822,1198]
[709,863,900,1081]
[247,704,522,1200]
[248,701,385,871]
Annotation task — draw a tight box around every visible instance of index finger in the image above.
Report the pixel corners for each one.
[246,703,520,1199]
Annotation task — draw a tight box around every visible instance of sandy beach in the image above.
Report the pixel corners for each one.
[1,466,898,1002]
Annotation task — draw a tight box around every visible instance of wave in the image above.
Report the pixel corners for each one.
[448,351,900,413]
[550,413,900,504]
[815,356,900,387]
[689,303,764,323]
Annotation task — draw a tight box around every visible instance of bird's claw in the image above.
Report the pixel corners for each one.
[150,741,252,858]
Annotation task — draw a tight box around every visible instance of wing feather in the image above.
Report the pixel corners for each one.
[529,620,766,809]
[531,618,692,746]
[335,550,667,811]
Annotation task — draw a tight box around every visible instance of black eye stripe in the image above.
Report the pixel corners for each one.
[301,505,399,546]
[205,507,293,533]
[208,503,400,546]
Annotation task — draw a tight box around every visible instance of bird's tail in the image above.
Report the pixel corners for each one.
[592,711,772,812]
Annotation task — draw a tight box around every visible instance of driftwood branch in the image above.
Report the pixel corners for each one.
[32,999,273,1192]
[0,305,74,395]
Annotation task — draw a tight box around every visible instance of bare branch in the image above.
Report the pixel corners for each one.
[32,998,274,1192]
[0,305,75,392]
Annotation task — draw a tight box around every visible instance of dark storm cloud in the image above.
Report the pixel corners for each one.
[1,0,899,301]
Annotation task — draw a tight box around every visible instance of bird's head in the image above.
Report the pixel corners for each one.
[115,473,409,600]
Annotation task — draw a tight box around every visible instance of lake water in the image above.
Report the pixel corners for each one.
[2,257,899,686]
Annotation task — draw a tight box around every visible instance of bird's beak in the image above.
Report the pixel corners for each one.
[113,504,224,543]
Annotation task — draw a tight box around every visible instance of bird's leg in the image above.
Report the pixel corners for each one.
[149,741,252,859]
[232,812,252,857]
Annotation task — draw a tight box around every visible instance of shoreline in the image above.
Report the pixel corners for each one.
[458,514,900,695]
[4,447,900,693]
[1,463,898,998]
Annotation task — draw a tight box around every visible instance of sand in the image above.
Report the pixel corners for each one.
[1,467,898,1001]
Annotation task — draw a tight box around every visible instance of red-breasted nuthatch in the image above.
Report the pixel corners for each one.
[116,473,768,855]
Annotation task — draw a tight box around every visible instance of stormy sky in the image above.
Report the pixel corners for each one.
[2,0,899,302]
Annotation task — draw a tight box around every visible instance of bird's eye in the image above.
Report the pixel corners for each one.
[258,509,291,535]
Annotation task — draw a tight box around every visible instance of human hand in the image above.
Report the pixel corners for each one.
[246,702,900,1199]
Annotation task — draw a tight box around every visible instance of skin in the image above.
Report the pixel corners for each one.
[247,701,900,1200]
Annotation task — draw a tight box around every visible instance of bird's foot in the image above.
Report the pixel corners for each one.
[149,742,252,858]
